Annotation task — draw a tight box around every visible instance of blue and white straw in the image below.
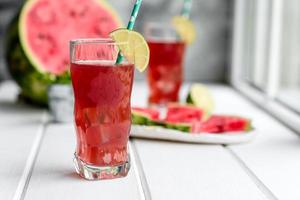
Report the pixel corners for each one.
[127,0,143,30]
[116,0,143,64]
[182,0,193,19]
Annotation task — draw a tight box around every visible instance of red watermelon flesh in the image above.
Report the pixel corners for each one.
[165,104,204,123]
[132,107,160,120]
[21,0,121,75]
[192,115,252,133]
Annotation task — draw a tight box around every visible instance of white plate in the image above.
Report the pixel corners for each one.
[130,125,256,145]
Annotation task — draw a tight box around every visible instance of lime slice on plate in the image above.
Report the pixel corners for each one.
[110,28,150,72]
[172,16,196,44]
[186,83,214,119]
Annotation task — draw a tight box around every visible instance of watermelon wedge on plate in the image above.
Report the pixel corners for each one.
[192,115,253,133]
[5,0,122,106]
[131,105,255,144]
[131,124,256,145]
[132,107,160,125]
[165,103,204,123]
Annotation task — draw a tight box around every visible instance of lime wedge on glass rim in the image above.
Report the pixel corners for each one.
[110,28,150,72]
[172,16,196,44]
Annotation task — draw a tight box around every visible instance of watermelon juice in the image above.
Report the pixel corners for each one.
[70,38,134,180]
[147,40,186,104]
[71,61,134,166]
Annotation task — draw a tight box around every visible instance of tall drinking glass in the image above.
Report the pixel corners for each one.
[145,23,186,105]
[70,39,134,180]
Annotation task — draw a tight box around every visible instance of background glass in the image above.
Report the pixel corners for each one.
[145,23,186,105]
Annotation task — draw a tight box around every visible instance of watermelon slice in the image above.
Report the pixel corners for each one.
[131,106,253,134]
[132,107,160,125]
[132,105,201,132]
[5,0,122,106]
[163,104,204,132]
[132,107,160,119]
[165,103,204,123]
[192,115,253,133]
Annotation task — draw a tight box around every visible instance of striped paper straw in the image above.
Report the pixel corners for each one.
[182,0,193,18]
[116,0,143,64]
[127,0,143,30]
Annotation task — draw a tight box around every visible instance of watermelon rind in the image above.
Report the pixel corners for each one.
[165,122,192,133]
[132,110,167,127]
[147,119,165,127]
[132,111,150,125]
[19,0,43,73]
[245,119,254,132]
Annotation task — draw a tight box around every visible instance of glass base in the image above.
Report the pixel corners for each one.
[73,153,130,180]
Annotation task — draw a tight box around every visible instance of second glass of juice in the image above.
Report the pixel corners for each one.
[145,23,186,105]
[70,39,134,180]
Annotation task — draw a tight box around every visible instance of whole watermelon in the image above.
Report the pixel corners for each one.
[5,0,122,106]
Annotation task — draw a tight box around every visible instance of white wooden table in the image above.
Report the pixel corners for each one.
[1,81,300,200]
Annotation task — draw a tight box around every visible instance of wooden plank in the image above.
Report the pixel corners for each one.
[24,124,143,200]
[204,85,300,199]
[4,80,298,199]
[0,82,46,200]
[133,139,267,200]
[209,85,300,200]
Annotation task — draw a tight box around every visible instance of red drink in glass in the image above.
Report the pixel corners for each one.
[147,40,186,104]
[71,62,134,166]
[70,39,133,180]
[145,23,186,105]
